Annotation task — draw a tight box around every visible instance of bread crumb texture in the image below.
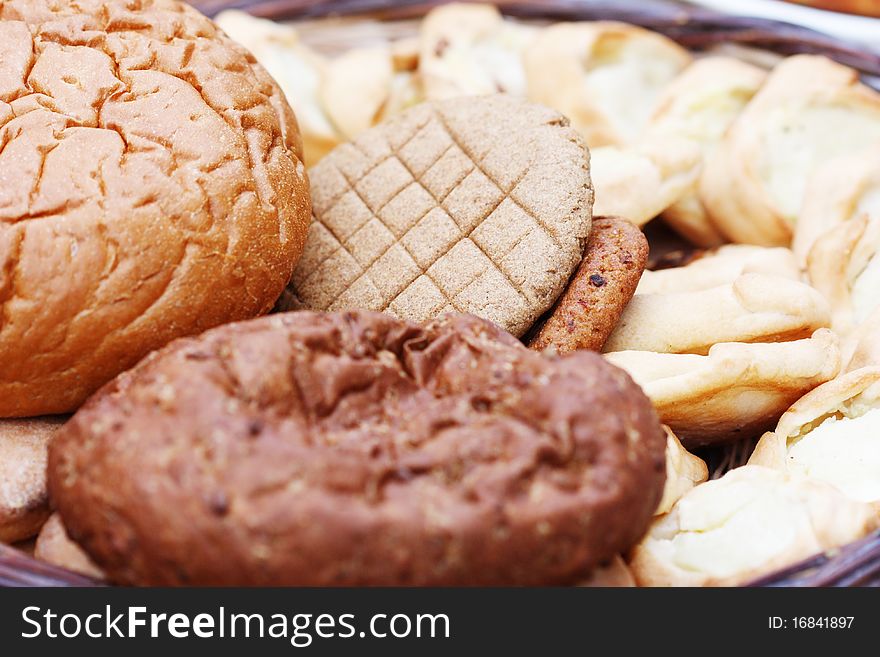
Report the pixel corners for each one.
[0,0,311,416]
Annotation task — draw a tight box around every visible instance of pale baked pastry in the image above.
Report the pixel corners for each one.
[750,367,880,510]
[287,95,593,338]
[701,55,880,245]
[807,213,880,336]
[34,513,103,580]
[630,465,877,587]
[578,556,636,587]
[645,57,767,247]
[215,9,340,165]
[794,146,880,266]
[604,329,841,446]
[846,307,880,371]
[321,40,424,140]
[657,427,708,516]
[0,417,65,543]
[525,22,691,147]
[420,3,536,99]
[604,273,830,354]
[590,136,702,227]
[636,244,801,295]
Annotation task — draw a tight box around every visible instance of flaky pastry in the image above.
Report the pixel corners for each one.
[646,57,767,247]
[605,329,841,446]
[750,367,880,510]
[591,136,701,226]
[216,10,340,165]
[630,465,877,587]
[605,273,830,354]
[700,56,880,245]
[807,213,880,337]
[636,244,801,295]
[321,42,423,141]
[846,306,880,371]
[794,146,880,266]
[525,22,691,147]
[657,427,708,516]
[419,3,536,99]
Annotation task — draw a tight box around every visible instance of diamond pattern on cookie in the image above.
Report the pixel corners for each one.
[289,95,593,337]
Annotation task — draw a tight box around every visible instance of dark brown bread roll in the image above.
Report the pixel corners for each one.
[0,0,311,416]
[49,311,665,586]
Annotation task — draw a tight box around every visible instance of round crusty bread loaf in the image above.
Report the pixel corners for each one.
[0,0,311,416]
[48,311,665,586]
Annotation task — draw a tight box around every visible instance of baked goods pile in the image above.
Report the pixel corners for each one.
[2,0,879,587]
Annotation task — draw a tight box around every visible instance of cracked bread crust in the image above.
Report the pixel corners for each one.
[0,0,311,416]
[48,311,665,586]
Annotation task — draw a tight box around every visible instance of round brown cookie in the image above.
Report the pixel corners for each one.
[0,0,310,416]
[0,417,65,543]
[49,311,664,586]
[34,513,104,580]
[529,217,648,353]
[287,95,593,338]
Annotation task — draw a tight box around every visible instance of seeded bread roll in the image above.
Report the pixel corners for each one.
[0,0,311,417]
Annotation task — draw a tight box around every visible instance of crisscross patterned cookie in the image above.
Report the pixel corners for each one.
[288,95,593,337]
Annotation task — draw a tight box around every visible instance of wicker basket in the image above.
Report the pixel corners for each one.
[2,0,879,587]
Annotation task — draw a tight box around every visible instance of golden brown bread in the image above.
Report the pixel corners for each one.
[0,0,311,416]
